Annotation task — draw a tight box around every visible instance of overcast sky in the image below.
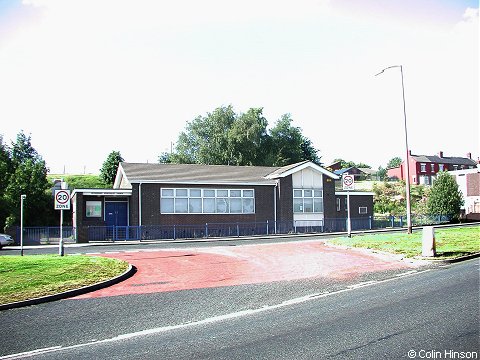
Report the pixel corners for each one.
[0,0,478,174]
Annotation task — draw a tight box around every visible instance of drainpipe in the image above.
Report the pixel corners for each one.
[138,182,142,226]
[274,180,279,234]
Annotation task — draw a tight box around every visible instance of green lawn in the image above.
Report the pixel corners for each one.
[0,255,128,305]
[329,225,480,259]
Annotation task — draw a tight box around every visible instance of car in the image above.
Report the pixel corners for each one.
[0,233,14,249]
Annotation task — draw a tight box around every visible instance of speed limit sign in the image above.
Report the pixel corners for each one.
[54,189,71,210]
[342,174,355,191]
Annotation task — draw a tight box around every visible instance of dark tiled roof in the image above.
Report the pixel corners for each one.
[411,154,476,166]
[119,162,279,185]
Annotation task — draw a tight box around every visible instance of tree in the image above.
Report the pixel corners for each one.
[377,166,387,181]
[100,151,124,186]
[164,106,320,167]
[332,159,370,169]
[387,157,402,169]
[228,108,269,166]
[0,132,52,229]
[269,114,320,166]
[427,171,463,220]
[172,105,236,164]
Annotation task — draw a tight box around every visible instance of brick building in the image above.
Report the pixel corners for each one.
[387,151,477,185]
[72,161,374,242]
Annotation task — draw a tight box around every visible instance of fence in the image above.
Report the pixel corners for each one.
[14,215,451,244]
[85,215,451,242]
[14,226,75,246]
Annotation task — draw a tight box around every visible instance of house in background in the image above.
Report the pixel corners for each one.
[71,161,375,242]
[387,151,477,185]
[450,166,480,221]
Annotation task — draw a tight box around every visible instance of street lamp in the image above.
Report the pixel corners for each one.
[375,65,412,234]
[20,194,26,256]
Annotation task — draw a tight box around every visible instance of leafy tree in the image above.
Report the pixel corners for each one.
[229,108,269,166]
[0,136,12,227]
[158,152,173,164]
[269,114,320,166]
[172,105,236,164]
[164,106,320,167]
[387,157,402,169]
[332,159,370,169]
[0,132,52,229]
[4,159,51,227]
[427,172,463,220]
[377,166,387,181]
[100,151,124,186]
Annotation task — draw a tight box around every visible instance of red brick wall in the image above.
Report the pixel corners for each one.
[467,173,480,196]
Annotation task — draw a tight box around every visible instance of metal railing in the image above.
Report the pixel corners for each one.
[14,226,75,245]
[85,215,451,242]
[12,215,451,244]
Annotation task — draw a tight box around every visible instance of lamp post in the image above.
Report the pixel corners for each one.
[375,65,412,234]
[20,194,26,256]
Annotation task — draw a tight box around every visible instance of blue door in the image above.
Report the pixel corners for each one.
[105,202,128,240]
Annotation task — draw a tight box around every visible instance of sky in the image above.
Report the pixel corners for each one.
[0,0,478,174]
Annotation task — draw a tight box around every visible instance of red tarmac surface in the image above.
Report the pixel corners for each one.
[73,241,417,299]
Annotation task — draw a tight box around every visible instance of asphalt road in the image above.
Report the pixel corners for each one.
[1,251,478,359]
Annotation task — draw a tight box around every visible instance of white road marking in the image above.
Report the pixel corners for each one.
[0,269,432,359]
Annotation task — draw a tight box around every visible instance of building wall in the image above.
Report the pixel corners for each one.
[132,183,276,226]
[466,173,480,197]
[334,194,374,219]
[323,175,337,219]
[276,176,293,224]
[73,193,129,242]
[388,152,477,185]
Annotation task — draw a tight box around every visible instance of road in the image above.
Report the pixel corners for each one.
[0,240,478,359]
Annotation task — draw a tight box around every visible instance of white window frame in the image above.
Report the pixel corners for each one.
[439,164,444,171]
[420,163,426,172]
[160,188,255,214]
[293,188,324,214]
[358,206,368,214]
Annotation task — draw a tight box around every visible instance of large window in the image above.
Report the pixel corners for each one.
[293,189,323,213]
[161,188,255,214]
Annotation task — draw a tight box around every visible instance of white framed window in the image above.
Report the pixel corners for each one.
[439,164,444,171]
[420,163,426,172]
[430,163,435,172]
[161,188,255,214]
[293,189,323,213]
[359,207,367,214]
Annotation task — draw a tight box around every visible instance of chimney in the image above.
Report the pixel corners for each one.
[438,151,443,158]
[466,152,472,159]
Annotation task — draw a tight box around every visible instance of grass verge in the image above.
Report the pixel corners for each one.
[0,255,129,305]
[329,225,480,259]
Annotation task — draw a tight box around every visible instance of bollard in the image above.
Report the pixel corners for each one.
[422,226,436,257]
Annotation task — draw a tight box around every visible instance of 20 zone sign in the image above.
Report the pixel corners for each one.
[54,190,71,210]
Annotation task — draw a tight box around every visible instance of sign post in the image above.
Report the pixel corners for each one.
[20,194,26,256]
[54,187,70,256]
[342,174,355,237]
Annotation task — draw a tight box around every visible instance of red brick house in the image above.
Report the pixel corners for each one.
[387,151,477,185]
